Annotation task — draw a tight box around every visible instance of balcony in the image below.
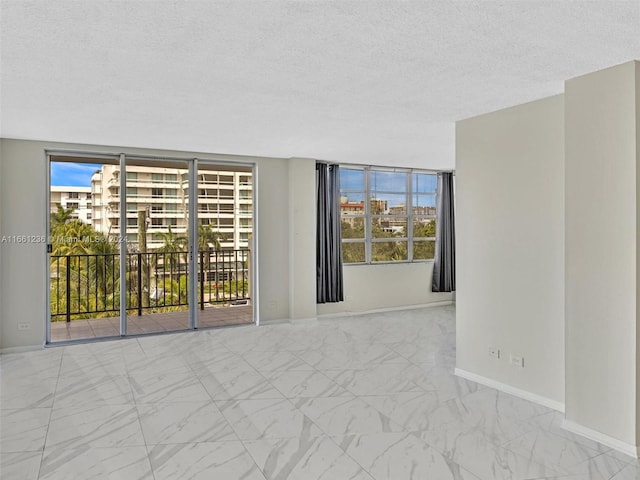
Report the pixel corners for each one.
[49,249,251,341]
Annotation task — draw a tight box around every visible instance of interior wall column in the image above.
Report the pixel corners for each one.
[564,60,639,456]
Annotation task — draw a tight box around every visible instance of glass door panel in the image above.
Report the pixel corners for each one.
[195,163,254,328]
[124,158,191,334]
[48,155,121,342]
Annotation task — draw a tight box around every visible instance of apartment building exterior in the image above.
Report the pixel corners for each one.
[90,164,252,251]
[50,186,93,223]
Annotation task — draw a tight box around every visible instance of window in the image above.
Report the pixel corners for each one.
[151,205,163,214]
[127,218,137,227]
[66,202,79,209]
[68,192,79,199]
[152,188,163,198]
[199,218,218,227]
[126,172,137,181]
[339,167,437,264]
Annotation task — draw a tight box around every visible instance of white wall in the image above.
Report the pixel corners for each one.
[0,139,50,348]
[456,95,565,405]
[565,61,638,446]
[287,159,317,320]
[317,262,452,316]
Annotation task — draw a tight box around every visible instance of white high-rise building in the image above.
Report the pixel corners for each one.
[90,165,252,251]
[50,186,93,224]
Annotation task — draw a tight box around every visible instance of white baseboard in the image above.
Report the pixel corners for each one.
[259,316,318,325]
[0,344,45,354]
[289,316,318,324]
[454,368,565,413]
[317,300,455,319]
[562,419,639,459]
[260,301,454,325]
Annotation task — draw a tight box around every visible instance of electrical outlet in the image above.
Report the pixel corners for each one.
[17,323,31,331]
[510,355,524,367]
[488,347,500,359]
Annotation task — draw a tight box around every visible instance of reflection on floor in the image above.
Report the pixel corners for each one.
[50,305,253,342]
[2,306,638,480]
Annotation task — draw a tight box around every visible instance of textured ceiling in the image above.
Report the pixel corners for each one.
[1,1,639,169]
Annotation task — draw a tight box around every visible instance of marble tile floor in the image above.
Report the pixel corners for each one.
[1,305,638,480]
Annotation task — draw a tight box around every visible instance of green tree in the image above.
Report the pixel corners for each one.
[341,220,366,263]
[50,220,95,256]
[340,218,413,263]
[88,232,119,298]
[51,203,75,227]
[370,220,406,262]
[198,224,224,252]
[156,225,187,281]
[198,224,225,280]
[49,223,121,321]
[413,219,436,260]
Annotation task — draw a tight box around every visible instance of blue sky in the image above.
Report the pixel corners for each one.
[340,168,436,207]
[51,162,101,187]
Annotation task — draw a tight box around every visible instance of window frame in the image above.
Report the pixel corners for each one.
[339,166,438,265]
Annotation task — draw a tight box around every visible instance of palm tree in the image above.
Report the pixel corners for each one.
[49,222,116,320]
[198,224,225,279]
[88,231,118,300]
[51,203,75,227]
[198,224,224,251]
[50,220,95,256]
[156,226,187,281]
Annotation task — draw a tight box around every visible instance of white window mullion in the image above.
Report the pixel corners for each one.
[407,170,413,262]
[364,167,372,264]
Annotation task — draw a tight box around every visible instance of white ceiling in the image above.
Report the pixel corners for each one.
[1,1,639,169]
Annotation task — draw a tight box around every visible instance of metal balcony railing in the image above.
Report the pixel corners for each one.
[50,249,250,322]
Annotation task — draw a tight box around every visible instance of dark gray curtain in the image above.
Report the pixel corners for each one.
[316,163,344,303]
[432,172,456,292]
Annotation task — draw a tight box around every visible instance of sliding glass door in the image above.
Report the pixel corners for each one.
[47,152,255,343]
